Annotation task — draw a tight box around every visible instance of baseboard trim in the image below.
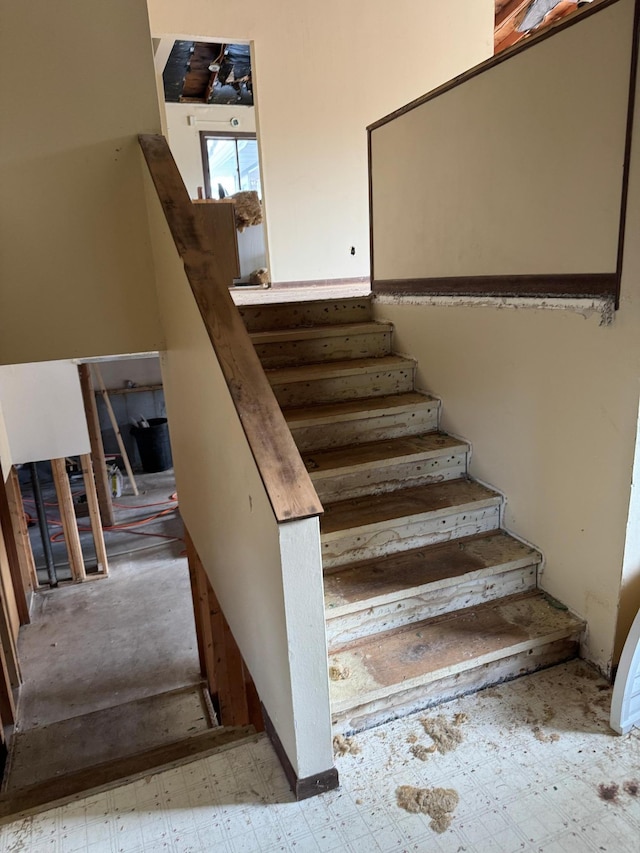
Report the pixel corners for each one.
[270,277,370,290]
[261,704,339,800]
[372,273,617,299]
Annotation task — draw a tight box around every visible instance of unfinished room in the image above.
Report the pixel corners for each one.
[1,0,640,850]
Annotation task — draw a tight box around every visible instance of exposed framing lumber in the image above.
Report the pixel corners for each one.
[51,459,86,583]
[184,528,261,729]
[92,365,139,497]
[5,468,38,593]
[0,636,15,726]
[0,468,30,625]
[0,555,20,690]
[78,364,114,527]
[206,582,249,727]
[79,454,109,576]
[184,529,210,682]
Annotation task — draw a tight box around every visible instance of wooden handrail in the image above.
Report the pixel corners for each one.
[139,134,323,523]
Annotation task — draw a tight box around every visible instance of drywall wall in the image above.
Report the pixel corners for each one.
[0,362,90,464]
[142,169,333,778]
[148,0,494,284]
[370,0,633,280]
[372,1,640,671]
[165,102,256,199]
[0,0,164,366]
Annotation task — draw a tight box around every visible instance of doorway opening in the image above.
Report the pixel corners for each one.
[157,36,269,286]
[0,354,220,813]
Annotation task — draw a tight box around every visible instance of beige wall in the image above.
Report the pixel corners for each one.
[142,170,333,777]
[148,0,494,284]
[371,0,640,672]
[371,0,634,280]
[0,0,164,366]
[0,362,90,465]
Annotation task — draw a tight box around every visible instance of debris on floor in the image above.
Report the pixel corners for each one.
[419,713,466,754]
[410,743,436,761]
[396,784,459,833]
[333,734,361,757]
[532,725,560,743]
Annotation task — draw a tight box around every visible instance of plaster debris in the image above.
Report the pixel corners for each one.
[333,734,361,757]
[419,714,465,754]
[453,712,468,726]
[396,785,459,833]
[329,664,350,681]
[410,743,436,761]
[533,726,560,743]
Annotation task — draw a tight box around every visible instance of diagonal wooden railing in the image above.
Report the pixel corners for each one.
[139,134,322,523]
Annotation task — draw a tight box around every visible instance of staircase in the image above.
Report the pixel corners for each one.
[240,296,584,734]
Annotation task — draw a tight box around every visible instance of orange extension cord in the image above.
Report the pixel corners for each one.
[24,492,181,544]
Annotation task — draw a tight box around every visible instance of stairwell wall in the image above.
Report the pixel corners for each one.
[372,12,640,672]
[147,0,494,285]
[0,0,164,367]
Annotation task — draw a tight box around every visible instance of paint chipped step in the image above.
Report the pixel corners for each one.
[250,321,393,367]
[238,296,373,332]
[320,478,502,569]
[324,531,540,649]
[304,432,468,502]
[285,392,440,452]
[328,591,584,732]
[267,355,416,407]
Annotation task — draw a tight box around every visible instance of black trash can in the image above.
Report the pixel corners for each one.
[130,418,173,473]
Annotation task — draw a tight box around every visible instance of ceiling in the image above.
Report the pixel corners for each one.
[495,0,591,53]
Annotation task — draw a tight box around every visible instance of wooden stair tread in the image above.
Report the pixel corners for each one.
[321,479,501,536]
[284,391,438,424]
[250,321,392,344]
[267,354,415,384]
[324,531,540,612]
[304,432,466,477]
[329,592,584,711]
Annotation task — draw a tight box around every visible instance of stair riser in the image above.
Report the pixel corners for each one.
[239,299,372,332]
[326,565,537,650]
[289,404,440,452]
[271,365,415,407]
[312,451,467,503]
[254,330,392,368]
[321,503,501,570]
[331,636,580,735]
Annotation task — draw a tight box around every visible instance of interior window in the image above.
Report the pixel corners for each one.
[202,133,261,199]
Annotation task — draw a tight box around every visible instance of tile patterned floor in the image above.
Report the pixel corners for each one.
[2,660,639,852]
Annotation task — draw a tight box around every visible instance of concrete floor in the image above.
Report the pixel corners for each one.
[5,472,204,791]
[2,660,639,851]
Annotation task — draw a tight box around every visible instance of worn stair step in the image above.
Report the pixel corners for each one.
[268,355,416,407]
[285,392,440,452]
[329,592,584,734]
[321,479,502,569]
[304,432,468,502]
[250,322,393,368]
[324,532,539,649]
[239,297,372,332]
